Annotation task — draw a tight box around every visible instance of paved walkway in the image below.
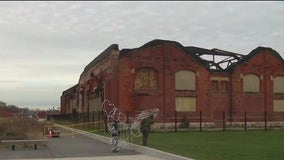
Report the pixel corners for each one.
[0,128,193,160]
[0,135,137,159]
[10,155,165,160]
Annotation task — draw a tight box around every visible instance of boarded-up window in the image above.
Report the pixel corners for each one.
[175,97,196,112]
[135,68,158,89]
[175,70,196,90]
[89,97,102,112]
[243,74,260,92]
[273,100,284,112]
[210,77,229,91]
[70,98,76,110]
[273,76,284,93]
[211,80,218,90]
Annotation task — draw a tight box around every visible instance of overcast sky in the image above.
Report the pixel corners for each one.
[0,1,283,110]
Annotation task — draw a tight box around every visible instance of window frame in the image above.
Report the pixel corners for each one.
[273,76,284,93]
[243,73,260,93]
[134,67,158,90]
[175,96,197,112]
[175,70,196,91]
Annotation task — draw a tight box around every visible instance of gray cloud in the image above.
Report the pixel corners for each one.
[0,1,283,109]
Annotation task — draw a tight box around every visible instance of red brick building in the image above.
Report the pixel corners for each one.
[61,39,284,126]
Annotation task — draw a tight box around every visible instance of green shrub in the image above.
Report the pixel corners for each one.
[179,115,189,128]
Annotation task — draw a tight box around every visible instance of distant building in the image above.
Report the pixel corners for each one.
[38,110,47,119]
[0,106,13,117]
[60,39,284,126]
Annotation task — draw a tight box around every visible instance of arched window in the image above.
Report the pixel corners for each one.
[175,70,196,90]
[243,74,260,92]
[273,76,284,93]
[134,68,158,89]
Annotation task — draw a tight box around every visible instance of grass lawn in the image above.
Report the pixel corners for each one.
[145,130,284,160]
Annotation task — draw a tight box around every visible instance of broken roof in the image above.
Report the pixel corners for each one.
[226,46,284,72]
[84,39,284,74]
[119,39,206,67]
[121,39,283,73]
[120,39,247,72]
[185,46,246,72]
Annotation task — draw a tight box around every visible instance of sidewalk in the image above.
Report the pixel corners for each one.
[70,126,194,160]
[1,125,194,160]
[12,155,165,160]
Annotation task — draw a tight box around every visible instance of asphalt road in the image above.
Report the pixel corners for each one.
[0,134,137,159]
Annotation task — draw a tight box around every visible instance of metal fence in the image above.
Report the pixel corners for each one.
[44,121,105,138]
[47,110,284,132]
[47,111,104,124]
[169,111,284,132]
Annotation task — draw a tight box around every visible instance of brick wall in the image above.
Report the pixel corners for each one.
[60,40,284,125]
